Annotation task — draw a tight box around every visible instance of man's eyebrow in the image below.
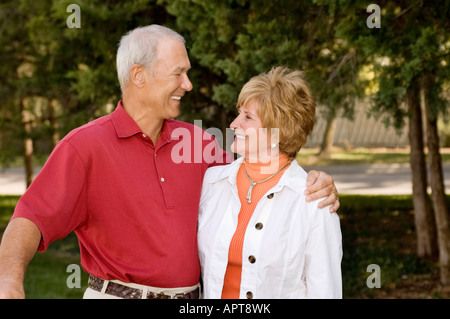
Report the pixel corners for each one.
[172,66,191,73]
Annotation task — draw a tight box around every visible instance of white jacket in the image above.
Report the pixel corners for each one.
[198,157,343,299]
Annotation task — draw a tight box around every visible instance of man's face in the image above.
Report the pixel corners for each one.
[142,39,193,120]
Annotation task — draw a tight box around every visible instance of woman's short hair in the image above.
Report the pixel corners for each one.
[236,66,316,158]
[116,25,185,90]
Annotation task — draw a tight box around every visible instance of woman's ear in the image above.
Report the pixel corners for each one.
[269,127,280,148]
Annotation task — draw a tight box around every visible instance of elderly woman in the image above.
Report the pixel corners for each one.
[198,66,342,299]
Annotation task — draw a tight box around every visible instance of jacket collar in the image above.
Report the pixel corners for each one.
[208,156,307,194]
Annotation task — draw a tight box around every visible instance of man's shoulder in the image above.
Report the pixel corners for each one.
[62,114,113,145]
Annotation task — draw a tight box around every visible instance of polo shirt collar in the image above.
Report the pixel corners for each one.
[111,101,174,146]
[111,101,142,138]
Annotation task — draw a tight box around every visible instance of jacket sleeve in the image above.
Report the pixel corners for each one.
[303,203,343,298]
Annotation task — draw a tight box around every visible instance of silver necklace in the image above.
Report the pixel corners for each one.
[243,161,291,204]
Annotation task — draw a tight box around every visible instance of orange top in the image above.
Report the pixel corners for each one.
[221,155,290,299]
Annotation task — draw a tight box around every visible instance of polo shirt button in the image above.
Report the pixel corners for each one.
[248,255,256,263]
[255,222,263,230]
[142,134,147,138]
[246,291,253,299]
[267,193,274,199]
[161,177,165,182]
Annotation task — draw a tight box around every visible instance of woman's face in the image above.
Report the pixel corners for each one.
[229,100,275,161]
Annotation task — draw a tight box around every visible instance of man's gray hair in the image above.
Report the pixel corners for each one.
[116,24,185,90]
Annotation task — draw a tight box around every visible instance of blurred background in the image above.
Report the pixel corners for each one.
[0,0,449,298]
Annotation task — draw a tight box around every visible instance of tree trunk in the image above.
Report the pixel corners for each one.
[21,103,34,188]
[407,82,437,260]
[421,73,450,285]
[319,111,337,158]
[49,99,60,148]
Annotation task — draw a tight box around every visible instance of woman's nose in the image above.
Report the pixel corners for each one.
[230,117,240,130]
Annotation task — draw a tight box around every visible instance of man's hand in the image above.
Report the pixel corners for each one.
[305,170,340,213]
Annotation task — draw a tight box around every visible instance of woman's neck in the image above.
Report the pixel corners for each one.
[244,153,291,177]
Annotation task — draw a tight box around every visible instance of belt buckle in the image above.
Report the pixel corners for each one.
[147,291,184,299]
[170,292,187,299]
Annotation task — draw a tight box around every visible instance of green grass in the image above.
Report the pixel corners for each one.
[338,195,434,298]
[1,194,449,299]
[0,195,20,229]
[297,147,450,166]
[23,246,88,299]
[0,196,88,299]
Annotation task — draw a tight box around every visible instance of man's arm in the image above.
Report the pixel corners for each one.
[0,217,41,299]
[305,170,340,213]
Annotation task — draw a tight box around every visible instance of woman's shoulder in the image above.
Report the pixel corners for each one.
[280,160,309,190]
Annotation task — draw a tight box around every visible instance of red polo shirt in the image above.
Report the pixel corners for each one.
[12,101,232,288]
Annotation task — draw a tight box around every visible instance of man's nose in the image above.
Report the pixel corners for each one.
[181,73,193,91]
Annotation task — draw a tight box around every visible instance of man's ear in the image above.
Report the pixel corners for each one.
[129,64,145,88]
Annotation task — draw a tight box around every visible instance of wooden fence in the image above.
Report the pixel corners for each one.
[306,102,409,148]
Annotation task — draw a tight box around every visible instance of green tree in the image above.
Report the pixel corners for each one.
[336,0,450,284]
[165,0,365,155]
[0,0,62,186]
[0,0,174,185]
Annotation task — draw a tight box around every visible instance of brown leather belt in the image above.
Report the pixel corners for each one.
[88,275,200,299]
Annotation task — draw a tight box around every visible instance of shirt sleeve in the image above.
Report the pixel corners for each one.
[12,140,88,252]
[303,204,343,298]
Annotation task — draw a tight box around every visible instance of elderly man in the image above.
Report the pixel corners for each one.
[0,25,339,299]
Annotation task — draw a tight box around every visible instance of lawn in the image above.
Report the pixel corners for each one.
[1,193,450,299]
[338,194,449,299]
[0,195,88,298]
[297,147,450,166]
